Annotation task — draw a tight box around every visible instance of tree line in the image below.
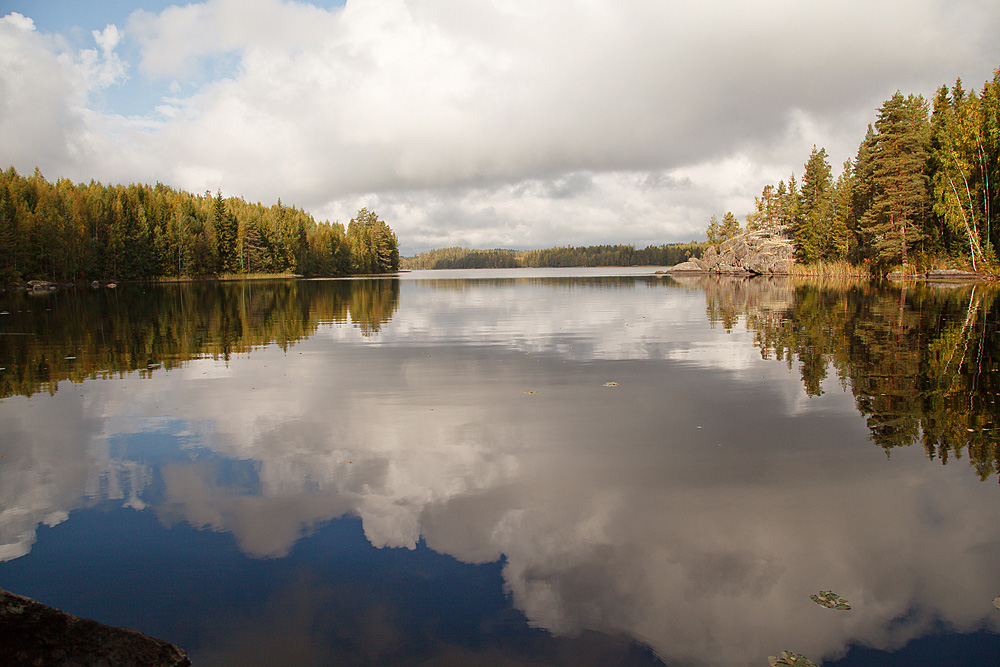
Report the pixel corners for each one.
[401,242,707,270]
[0,167,399,283]
[704,62,1000,273]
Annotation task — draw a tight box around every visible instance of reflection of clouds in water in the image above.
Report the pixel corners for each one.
[666,337,763,371]
[0,392,95,560]
[77,344,994,666]
[464,442,999,666]
[321,279,715,362]
[3,281,1000,666]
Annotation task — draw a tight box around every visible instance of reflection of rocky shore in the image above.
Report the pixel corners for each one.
[668,274,795,330]
[0,588,190,666]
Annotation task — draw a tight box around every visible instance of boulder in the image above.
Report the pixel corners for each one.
[667,226,795,275]
[0,588,190,667]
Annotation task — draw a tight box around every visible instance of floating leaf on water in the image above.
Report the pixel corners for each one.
[523,391,537,394]
[603,381,619,387]
[993,596,1000,610]
[768,651,819,667]
[810,590,851,610]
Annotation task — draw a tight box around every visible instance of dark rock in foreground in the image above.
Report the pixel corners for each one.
[0,588,190,667]
[667,226,795,275]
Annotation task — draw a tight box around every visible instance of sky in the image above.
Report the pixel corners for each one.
[2,0,999,255]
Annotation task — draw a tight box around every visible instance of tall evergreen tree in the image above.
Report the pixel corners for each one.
[705,214,723,247]
[745,184,782,232]
[347,208,399,274]
[720,211,741,240]
[850,125,879,263]
[858,92,931,269]
[795,146,834,263]
[214,189,238,274]
[826,161,854,260]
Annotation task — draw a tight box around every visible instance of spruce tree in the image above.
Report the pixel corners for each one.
[213,189,238,274]
[796,146,834,263]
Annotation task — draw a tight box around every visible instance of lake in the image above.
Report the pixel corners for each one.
[1,268,998,666]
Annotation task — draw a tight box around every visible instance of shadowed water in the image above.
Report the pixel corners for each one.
[1,269,998,666]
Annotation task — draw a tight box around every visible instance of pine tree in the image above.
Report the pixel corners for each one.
[705,214,723,247]
[746,184,782,232]
[858,92,931,269]
[720,211,741,240]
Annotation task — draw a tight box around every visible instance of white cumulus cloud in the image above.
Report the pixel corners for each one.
[2,0,1000,252]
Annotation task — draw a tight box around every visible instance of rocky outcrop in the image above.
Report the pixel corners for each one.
[668,226,795,275]
[0,588,190,667]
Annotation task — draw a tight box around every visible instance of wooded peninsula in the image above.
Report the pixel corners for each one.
[0,173,399,283]
[704,63,1000,275]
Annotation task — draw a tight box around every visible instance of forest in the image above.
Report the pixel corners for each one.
[0,168,399,283]
[401,242,707,270]
[705,63,1000,274]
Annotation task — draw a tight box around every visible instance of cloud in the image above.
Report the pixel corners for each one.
[3,0,1000,252]
[0,14,82,172]
[76,23,128,90]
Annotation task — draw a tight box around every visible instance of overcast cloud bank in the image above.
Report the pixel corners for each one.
[2,0,999,253]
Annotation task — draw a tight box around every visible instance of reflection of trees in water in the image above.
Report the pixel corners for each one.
[348,279,401,337]
[417,276,656,292]
[693,275,1000,482]
[0,279,400,398]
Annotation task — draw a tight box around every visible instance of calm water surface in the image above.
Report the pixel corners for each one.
[1,268,998,666]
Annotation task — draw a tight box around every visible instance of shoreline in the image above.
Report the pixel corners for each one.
[1,272,410,292]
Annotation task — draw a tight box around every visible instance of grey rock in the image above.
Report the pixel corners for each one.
[668,259,708,272]
[667,226,795,275]
[701,245,719,269]
[0,588,190,667]
[926,269,981,280]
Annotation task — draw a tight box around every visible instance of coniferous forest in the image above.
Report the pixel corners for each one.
[400,242,708,270]
[706,64,1000,274]
[0,168,399,283]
